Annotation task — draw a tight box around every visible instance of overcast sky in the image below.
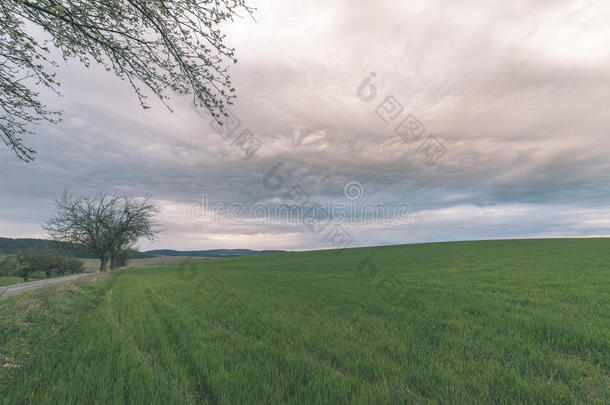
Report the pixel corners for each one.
[2,0,610,251]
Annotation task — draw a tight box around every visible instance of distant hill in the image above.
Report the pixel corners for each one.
[0,237,81,256]
[144,249,286,258]
[0,237,152,258]
[0,237,285,259]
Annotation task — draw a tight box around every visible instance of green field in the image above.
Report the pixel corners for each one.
[0,276,29,287]
[0,239,608,404]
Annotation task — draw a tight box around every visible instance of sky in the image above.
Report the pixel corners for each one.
[2,0,610,251]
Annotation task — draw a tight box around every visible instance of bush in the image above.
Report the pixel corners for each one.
[65,258,85,275]
[51,254,68,276]
[0,255,16,277]
[19,250,54,278]
[15,250,36,281]
[1,250,86,281]
[111,248,132,269]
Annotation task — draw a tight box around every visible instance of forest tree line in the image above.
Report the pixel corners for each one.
[0,250,85,282]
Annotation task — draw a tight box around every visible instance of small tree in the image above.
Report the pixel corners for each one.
[41,251,55,278]
[45,191,159,272]
[52,254,68,276]
[27,250,63,278]
[0,255,16,277]
[15,250,35,281]
[65,258,84,275]
[111,248,132,269]
[105,198,158,270]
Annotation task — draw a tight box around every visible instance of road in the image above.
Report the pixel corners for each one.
[0,273,93,299]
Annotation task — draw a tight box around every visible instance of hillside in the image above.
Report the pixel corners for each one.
[0,237,285,259]
[0,237,81,256]
[144,248,286,257]
[0,237,153,258]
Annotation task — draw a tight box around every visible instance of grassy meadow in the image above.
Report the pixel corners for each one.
[0,239,608,404]
[80,256,215,273]
[0,277,29,287]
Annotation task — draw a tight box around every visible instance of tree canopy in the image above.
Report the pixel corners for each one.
[0,249,85,280]
[1,0,252,161]
[45,191,159,272]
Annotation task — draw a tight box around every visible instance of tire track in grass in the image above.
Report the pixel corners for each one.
[147,272,461,403]
[144,284,316,403]
[147,275,450,403]
[210,271,426,381]
[143,283,389,402]
[145,282,432,404]
[106,283,196,404]
[148,280,407,383]
[143,284,219,404]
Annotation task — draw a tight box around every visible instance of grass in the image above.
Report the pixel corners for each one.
[0,277,31,287]
[0,238,608,404]
[0,272,84,288]
[80,256,215,272]
[0,274,53,287]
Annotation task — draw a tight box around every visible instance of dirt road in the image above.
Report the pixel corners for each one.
[0,273,93,299]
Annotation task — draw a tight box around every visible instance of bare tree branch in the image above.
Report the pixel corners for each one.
[1,0,252,161]
[44,191,160,272]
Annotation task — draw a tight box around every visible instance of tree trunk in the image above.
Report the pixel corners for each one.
[99,256,108,273]
[110,249,118,270]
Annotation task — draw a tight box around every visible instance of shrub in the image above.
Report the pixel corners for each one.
[0,255,16,277]
[65,258,85,275]
[15,250,36,281]
[3,250,85,281]
[111,248,132,269]
[51,254,68,276]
